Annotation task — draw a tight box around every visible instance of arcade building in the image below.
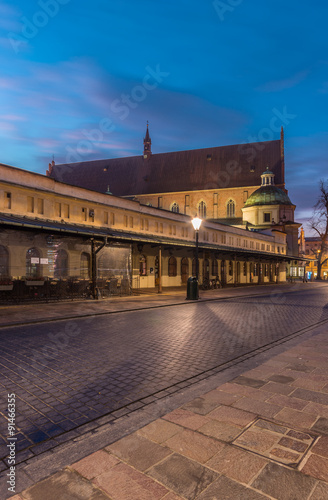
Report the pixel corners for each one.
[0,128,305,300]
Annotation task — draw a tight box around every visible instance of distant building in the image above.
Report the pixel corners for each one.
[47,125,304,279]
[47,124,287,223]
[303,236,328,280]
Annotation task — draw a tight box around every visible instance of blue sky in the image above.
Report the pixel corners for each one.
[1,0,327,232]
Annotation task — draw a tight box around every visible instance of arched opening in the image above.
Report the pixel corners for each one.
[80,252,90,279]
[0,245,9,278]
[198,201,206,219]
[181,257,189,283]
[54,249,69,279]
[171,202,179,213]
[26,248,41,278]
[168,256,177,277]
[227,199,235,218]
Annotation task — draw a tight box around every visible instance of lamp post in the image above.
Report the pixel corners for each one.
[317,249,321,280]
[190,216,202,299]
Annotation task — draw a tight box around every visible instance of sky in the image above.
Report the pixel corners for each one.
[1,0,327,234]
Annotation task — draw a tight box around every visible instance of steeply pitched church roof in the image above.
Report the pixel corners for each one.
[48,139,284,197]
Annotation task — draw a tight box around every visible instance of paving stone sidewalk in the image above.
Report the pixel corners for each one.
[0,282,312,328]
[7,326,328,500]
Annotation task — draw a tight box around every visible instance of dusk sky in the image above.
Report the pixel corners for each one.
[1,0,327,233]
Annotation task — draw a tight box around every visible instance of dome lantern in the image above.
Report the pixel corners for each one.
[261,166,275,187]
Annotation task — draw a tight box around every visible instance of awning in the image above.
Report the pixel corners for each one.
[0,212,301,262]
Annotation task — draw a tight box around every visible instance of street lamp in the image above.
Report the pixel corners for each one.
[190,216,202,300]
[192,216,202,281]
[186,216,202,300]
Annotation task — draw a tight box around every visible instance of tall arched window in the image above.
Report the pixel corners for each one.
[26,248,41,278]
[168,256,177,277]
[227,199,235,218]
[171,202,179,213]
[198,201,206,219]
[80,252,90,279]
[0,246,9,278]
[54,249,69,279]
[139,255,147,276]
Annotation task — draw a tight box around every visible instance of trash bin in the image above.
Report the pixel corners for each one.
[186,277,199,300]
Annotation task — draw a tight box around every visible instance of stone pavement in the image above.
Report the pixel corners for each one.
[0,282,308,329]
[4,290,328,499]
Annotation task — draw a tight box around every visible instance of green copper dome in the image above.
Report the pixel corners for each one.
[244,185,292,207]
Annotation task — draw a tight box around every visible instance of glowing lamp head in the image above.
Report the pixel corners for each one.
[191,216,202,231]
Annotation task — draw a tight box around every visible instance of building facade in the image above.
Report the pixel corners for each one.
[47,125,287,225]
[0,162,291,300]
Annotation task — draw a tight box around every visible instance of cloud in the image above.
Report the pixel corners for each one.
[257,70,309,92]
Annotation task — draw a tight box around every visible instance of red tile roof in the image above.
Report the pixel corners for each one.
[48,140,283,197]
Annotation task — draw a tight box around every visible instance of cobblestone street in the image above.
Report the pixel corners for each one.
[0,284,328,471]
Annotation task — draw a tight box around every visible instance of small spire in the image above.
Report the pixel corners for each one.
[143,122,152,159]
[106,185,112,195]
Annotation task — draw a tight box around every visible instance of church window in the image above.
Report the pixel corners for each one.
[227,199,235,218]
[198,201,206,218]
[171,202,179,213]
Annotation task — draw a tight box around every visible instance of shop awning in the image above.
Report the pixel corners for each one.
[0,212,304,263]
